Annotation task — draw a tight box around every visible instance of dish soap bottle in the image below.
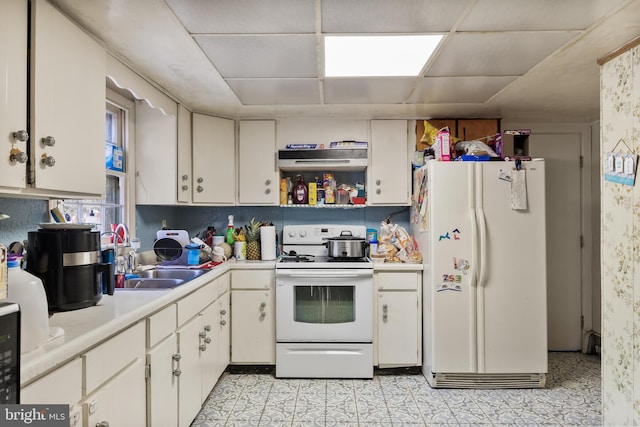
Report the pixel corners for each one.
[293,175,308,204]
[226,215,235,245]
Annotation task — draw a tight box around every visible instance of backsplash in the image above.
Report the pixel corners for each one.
[1,197,410,252]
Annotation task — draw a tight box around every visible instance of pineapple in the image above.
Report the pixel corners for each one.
[244,218,262,260]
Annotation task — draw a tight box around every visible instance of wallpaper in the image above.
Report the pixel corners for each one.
[600,43,640,426]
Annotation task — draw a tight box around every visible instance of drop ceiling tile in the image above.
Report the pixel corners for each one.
[426,32,579,77]
[408,76,517,103]
[459,0,627,31]
[227,78,320,105]
[194,35,317,78]
[322,0,470,33]
[324,78,416,104]
[165,0,315,33]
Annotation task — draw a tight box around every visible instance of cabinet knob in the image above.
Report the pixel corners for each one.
[199,331,206,338]
[376,179,381,185]
[382,314,388,320]
[265,179,271,186]
[220,309,227,315]
[182,185,189,191]
[199,344,207,351]
[173,369,182,377]
[41,136,56,146]
[204,337,212,344]
[265,188,271,195]
[197,185,204,193]
[12,130,28,142]
[204,325,212,332]
[95,422,109,427]
[9,150,28,164]
[382,304,388,311]
[376,188,381,195]
[41,155,56,167]
[220,320,227,326]
[197,177,204,183]
[260,302,266,309]
[172,353,181,362]
[182,174,189,181]
[260,312,266,319]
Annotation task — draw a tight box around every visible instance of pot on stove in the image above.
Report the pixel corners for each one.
[324,231,368,258]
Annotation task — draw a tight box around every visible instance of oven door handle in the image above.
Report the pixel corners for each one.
[277,271,371,279]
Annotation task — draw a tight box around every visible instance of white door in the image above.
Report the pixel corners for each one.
[529,134,583,350]
[238,120,278,205]
[177,104,192,204]
[369,120,410,205]
[177,315,202,427]
[428,162,477,373]
[378,291,418,366]
[147,334,178,427]
[479,161,548,373]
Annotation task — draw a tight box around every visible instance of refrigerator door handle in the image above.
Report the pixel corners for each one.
[477,207,488,288]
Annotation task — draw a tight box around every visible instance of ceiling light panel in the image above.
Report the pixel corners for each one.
[321,0,469,33]
[325,35,443,77]
[195,34,317,78]
[165,0,315,33]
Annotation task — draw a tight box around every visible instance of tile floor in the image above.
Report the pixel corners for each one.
[191,352,601,426]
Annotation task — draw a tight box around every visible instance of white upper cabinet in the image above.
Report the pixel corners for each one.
[135,101,178,205]
[192,114,235,205]
[177,104,192,204]
[238,120,278,205]
[369,120,411,206]
[0,0,28,190]
[29,0,105,197]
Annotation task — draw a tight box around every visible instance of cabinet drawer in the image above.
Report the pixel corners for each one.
[84,321,145,395]
[231,270,274,290]
[147,304,177,348]
[177,280,217,326]
[377,272,419,291]
[21,358,82,405]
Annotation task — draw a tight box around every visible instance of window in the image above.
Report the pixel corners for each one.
[50,92,131,235]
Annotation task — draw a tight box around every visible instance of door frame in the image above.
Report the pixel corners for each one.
[502,121,595,352]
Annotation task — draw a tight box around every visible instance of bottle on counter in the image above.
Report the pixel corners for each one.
[226,215,235,245]
[293,175,308,204]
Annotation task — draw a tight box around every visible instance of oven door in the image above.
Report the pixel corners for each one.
[275,268,373,342]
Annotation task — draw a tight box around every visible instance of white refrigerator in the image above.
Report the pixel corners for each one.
[412,160,547,388]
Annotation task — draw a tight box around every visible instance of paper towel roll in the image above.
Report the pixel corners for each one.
[260,226,277,260]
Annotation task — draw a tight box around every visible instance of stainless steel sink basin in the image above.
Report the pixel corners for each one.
[136,269,207,281]
[123,278,185,289]
[116,268,208,290]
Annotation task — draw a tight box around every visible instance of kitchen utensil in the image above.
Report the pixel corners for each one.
[324,231,368,258]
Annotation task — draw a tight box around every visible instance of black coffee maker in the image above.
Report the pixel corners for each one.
[26,228,114,312]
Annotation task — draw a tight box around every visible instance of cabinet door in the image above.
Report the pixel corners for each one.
[0,0,28,189]
[85,358,146,427]
[30,0,105,196]
[216,291,231,379]
[231,289,275,364]
[177,104,192,204]
[135,101,178,204]
[199,302,218,402]
[369,120,410,205]
[238,120,278,205]
[456,119,500,142]
[147,333,178,427]
[377,291,419,367]
[192,114,235,204]
[177,315,203,427]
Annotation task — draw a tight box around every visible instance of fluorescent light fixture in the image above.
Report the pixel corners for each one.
[324,35,443,77]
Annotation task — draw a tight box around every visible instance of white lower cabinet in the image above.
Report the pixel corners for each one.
[231,270,275,364]
[375,271,422,368]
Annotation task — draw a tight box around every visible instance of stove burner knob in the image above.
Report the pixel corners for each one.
[300,231,307,238]
[288,230,296,238]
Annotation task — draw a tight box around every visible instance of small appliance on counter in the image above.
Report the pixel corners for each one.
[26,225,114,312]
[0,302,20,403]
[153,230,191,265]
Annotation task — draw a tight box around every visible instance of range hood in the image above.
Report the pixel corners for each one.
[278,148,368,171]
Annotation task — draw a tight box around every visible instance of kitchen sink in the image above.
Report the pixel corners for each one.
[136,269,207,281]
[117,268,208,290]
[123,278,185,289]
